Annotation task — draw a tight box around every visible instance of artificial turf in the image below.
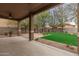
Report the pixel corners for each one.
[41,32,78,46]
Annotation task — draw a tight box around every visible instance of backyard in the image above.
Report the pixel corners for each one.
[41,32,78,46]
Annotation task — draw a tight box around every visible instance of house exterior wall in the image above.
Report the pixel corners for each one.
[64,25,77,34]
[0,18,17,34]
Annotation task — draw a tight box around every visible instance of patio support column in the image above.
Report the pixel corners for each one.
[77,4,79,55]
[17,21,21,36]
[29,12,34,41]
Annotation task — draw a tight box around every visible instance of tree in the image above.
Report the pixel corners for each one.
[34,11,52,32]
[48,4,77,32]
[34,3,77,33]
[20,18,29,33]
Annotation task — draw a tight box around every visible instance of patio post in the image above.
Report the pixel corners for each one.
[77,4,79,55]
[17,21,21,36]
[29,12,34,41]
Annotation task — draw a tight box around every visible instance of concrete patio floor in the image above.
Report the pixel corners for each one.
[0,36,78,56]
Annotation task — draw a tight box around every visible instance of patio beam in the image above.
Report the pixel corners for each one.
[29,12,34,41]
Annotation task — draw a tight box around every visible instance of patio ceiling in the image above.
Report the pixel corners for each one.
[0,3,60,21]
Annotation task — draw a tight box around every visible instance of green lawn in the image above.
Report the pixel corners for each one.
[41,32,78,46]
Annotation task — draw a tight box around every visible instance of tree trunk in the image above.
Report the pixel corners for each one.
[61,25,64,32]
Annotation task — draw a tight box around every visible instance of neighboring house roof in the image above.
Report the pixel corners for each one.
[64,22,77,29]
[65,22,76,26]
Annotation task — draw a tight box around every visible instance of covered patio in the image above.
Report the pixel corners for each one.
[0,36,77,56]
[0,3,78,56]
